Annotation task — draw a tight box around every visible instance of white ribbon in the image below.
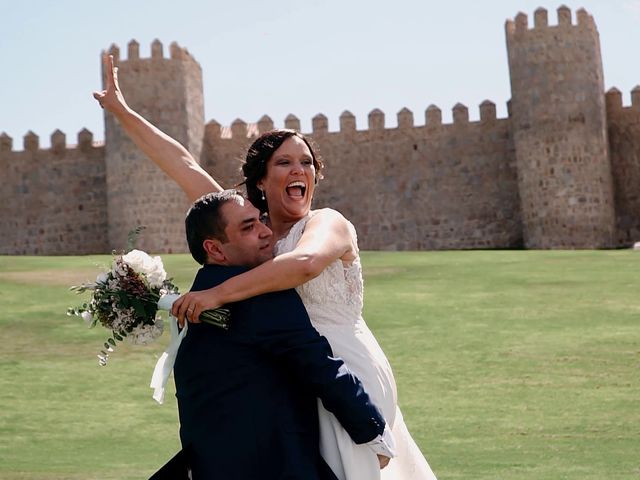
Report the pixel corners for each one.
[150,293,187,404]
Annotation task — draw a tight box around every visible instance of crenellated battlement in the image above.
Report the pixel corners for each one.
[0,128,102,154]
[605,86,640,112]
[104,39,200,67]
[340,111,357,132]
[505,6,596,37]
[202,101,508,140]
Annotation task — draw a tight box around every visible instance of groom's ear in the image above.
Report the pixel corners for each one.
[202,238,227,264]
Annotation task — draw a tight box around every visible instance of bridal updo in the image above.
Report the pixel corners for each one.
[239,129,323,214]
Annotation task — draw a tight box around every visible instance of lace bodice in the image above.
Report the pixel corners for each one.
[274,211,364,327]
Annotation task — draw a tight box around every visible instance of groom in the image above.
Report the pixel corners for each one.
[153,190,393,479]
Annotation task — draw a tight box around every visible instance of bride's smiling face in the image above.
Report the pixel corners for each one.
[258,136,316,223]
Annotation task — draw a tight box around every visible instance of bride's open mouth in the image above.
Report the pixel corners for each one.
[285,181,306,199]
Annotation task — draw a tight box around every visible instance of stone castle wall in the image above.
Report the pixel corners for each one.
[203,105,521,250]
[606,88,640,245]
[506,7,616,248]
[0,130,107,254]
[1,6,639,255]
[103,41,203,254]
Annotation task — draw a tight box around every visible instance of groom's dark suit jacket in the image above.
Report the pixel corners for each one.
[171,264,385,480]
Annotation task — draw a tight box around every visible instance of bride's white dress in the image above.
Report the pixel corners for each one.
[275,211,437,480]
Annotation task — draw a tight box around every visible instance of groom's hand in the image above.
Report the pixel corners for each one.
[377,454,390,469]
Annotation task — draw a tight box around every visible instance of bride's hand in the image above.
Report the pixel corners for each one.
[172,288,224,327]
[92,54,129,115]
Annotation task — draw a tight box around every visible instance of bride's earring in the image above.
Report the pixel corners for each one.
[261,189,265,201]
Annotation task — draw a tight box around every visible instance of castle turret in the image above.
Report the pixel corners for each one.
[506,7,615,248]
[103,40,204,252]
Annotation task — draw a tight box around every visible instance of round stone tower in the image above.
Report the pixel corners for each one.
[506,6,615,248]
[103,40,204,253]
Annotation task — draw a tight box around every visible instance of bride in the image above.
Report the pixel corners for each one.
[94,55,437,480]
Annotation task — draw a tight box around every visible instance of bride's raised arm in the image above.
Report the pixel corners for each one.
[93,54,222,202]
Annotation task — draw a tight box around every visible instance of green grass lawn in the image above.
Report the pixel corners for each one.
[0,251,638,479]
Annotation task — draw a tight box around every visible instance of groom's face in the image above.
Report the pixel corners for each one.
[218,198,273,268]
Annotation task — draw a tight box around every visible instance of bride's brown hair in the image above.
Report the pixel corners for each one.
[238,129,323,214]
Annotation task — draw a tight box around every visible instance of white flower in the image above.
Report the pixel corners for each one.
[122,249,151,271]
[146,257,167,288]
[128,319,164,345]
[122,249,167,288]
[96,272,108,284]
[81,311,93,325]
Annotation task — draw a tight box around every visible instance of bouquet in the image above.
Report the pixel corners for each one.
[68,249,230,365]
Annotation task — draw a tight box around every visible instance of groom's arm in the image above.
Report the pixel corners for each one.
[237,289,386,445]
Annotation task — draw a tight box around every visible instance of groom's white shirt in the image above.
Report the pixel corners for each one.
[367,425,397,458]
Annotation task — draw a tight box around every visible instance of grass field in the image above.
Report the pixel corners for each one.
[0,251,638,479]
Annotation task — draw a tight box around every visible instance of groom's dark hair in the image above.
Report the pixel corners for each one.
[185,190,242,265]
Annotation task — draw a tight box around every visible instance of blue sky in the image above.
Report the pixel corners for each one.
[1,0,639,147]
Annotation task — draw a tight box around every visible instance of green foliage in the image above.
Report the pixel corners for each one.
[126,226,147,252]
[0,252,638,479]
[200,307,231,329]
